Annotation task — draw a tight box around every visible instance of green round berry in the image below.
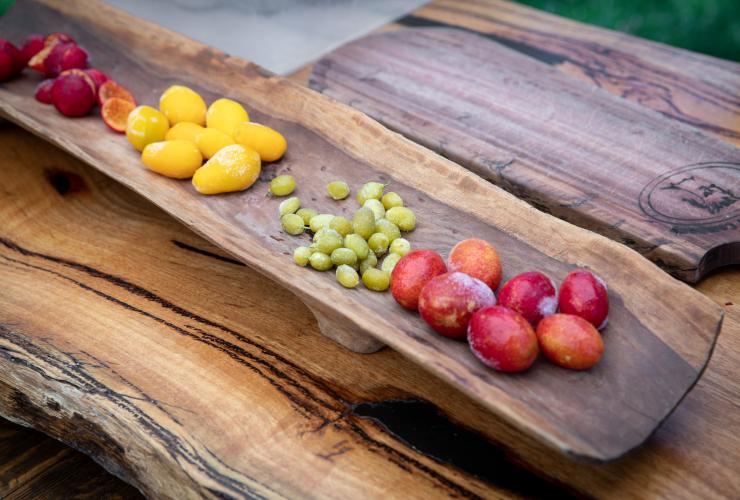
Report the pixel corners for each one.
[309,252,332,271]
[278,196,301,217]
[359,252,378,275]
[329,215,353,237]
[281,213,305,235]
[327,180,350,200]
[381,253,402,274]
[352,207,376,240]
[309,213,335,233]
[368,232,389,255]
[362,268,390,291]
[293,246,312,266]
[389,237,411,256]
[331,247,358,267]
[344,233,370,260]
[356,181,385,205]
[375,219,401,243]
[269,174,296,196]
[296,208,318,226]
[385,206,416,231]
[336,264,360,288]
[381,191,403,209]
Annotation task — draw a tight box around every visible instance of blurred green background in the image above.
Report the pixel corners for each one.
[516,0,739,61]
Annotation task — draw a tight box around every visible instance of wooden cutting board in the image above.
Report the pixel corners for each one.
[310,28,740,282]
[0,0,724,461]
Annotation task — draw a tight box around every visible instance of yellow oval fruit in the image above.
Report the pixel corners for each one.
[141,140,203,179]
[165,122,204,143]
[195,128,235,159]
[126,105,170,151]
[206,98,249,136]
[233,122,287,162]
[192,144,261,195]
[159,85,206,125]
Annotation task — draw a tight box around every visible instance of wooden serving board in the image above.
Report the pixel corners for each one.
[310,28,740,282]
[0,0,724,461]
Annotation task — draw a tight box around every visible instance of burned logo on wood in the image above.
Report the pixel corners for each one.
[639,162,740,234]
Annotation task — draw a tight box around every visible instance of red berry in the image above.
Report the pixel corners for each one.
[18,34,44,66]
[558,270,609,329]
[0,39,22,81]
[468,305,538,373]
[391,249,447,310]
[448,238,503,290]
[34,78,55,104]
[51,72,96,117]
[536,314,604,370]
[497,271,557,327]
[418,272,496,339]
[44,42,88,77]
[83,68,109,92]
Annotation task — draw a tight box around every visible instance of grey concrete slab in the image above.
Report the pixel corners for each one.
[106,0,428,74]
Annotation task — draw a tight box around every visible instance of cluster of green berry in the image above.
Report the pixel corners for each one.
[268,174,416,291]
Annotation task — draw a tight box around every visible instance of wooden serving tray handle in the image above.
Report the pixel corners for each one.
[0,0,724,461]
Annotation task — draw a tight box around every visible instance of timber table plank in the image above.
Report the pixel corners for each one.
[0,0,723,462]
[310,28,740,282]
[0,124,738,499]
[0,0,738,498]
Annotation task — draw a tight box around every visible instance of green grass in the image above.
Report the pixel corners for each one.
[515,0,740,61]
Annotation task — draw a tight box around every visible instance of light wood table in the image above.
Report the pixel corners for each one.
[1,0,738,498]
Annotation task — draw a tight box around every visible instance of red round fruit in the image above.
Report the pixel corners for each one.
[44,42,88,77]
[0,39,22,81]
[18,34,45,66]
[390,249,447,310]
[448,238,503,290]
[51,72,96,117]
[84,68,109,91]
[536,314,604,370]
[45,33,75,46]
[497,271,557,327]
[34,78,55,104]
[418,272,496,339]
[468,305,538,373]
[558,270,609,329]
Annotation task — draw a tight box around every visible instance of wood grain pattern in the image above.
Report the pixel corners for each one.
[310,28,740,282]
[0,124,738,499]
[0,418,142,499]
[0,0,724,461]
[405,0,740,148]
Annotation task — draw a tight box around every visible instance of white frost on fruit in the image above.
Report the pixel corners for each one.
[538,295,557,318]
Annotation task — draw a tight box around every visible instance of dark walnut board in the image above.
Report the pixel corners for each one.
[0,0,724,462]
[310,28,740,282]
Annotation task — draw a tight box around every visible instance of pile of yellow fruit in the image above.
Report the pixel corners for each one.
[125,85,287,194]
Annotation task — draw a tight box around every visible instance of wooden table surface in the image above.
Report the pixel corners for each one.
[1,0,738,498]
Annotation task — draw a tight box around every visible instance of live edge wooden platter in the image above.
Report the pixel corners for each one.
[0,0,724,461]
[310,28,740,283]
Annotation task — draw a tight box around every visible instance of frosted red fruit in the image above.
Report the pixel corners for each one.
[448,238,503,290]
[34,78,55,104]
[51,71,96,117]
[497,271,557,327]
[83,68,109,91]
[390,249,447,310]
[18,34,44,66]
[28,33,74,73]
[418,272,496,339]
[43,42,88,77]
[536,314,604,370]
[468,305,538,373]
[0,39,22,81]
[558,270,609,330]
